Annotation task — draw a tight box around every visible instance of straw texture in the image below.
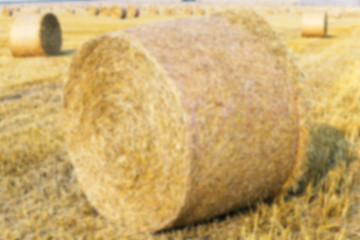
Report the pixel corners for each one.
[301,12,328,37]
[9,13,62,57]
[63,10,302,233]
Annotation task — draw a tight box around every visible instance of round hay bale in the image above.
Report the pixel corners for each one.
[2,8,13,17]
[195,7,206,16]
[163,7,176,15]
[63,10,302,233]
[88,6,99,16]
[99,7,110,17]
[301,12,328,38]
[33,8,41,14]
[110,6,126,19]
[9,13,62,57]
[149,6,159,15]
[126,5,140,18]
[66,8,76,15]
[184,7,194,15]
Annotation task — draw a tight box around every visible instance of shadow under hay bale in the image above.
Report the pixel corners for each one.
[63,10,304,233]
[55,49,76,56]
[291,124,354,194]
[9,13,62,57]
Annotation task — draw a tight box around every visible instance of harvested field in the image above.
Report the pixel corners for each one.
[0,3,359,240]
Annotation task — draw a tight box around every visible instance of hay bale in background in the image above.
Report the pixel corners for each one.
[184,7,194,15]
[63,10,303,232]
[88,6,99,16]
[99,7,110,17]
[126,5,140,18]
[195,7,206,16]
[33,8,41,14]
[2,8,13,17]
[110,6,126,19]
[66,8,76,15]
[163,7,176,15]
[148,6,159,15]
[149,7,159,15]
[301,12,328,37]
[9,13,62,57]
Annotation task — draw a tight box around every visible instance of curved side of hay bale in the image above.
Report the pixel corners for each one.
[63,11,302,232]
[301,12,328,37]
[126,5,140,18]
[9,13,62,57]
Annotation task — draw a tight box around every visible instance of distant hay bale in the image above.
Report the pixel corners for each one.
[195,7,206,16]
[33,8,41,14]
[163,7,176,15]
[149,6,159,15]
[126,5,140,18]
[66,8,76,15]
[99,7,110,17]
[9,13,62,57]
[110,6,126,19]
[2,8,13,16]
[301,12,328,38]
[63,10,303,233]
[184,7,193,15]
[88,6,99,16]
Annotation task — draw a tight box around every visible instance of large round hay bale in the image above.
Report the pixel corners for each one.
[9,13,62,57]
[126,5,140,18]
[2,8,13,17]
[63,10,302,233]
[301,12,328,37]
[110,6,126,19]
[88,6,99,16]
